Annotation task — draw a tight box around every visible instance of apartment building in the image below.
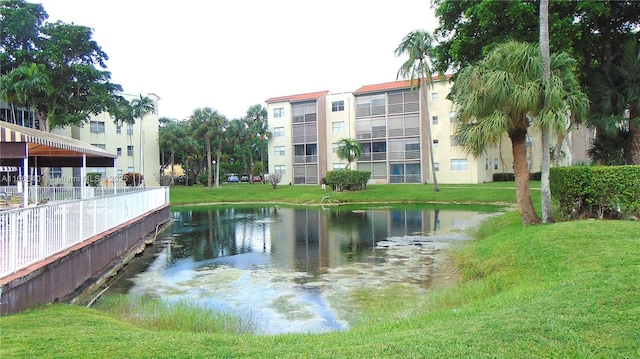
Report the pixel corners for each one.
[266,77,572,185]
[1,93,161,186]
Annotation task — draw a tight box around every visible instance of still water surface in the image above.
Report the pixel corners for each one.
[106,205,496,335]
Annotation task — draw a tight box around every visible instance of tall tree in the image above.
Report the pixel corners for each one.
[395,29,439,191]
[245,104,268,184]
[158,118,187,184]
[191,107,225,188]
[589,36,640,164]
[131,95,155,181]
[0,0,46,74]
[336,138,362,169]
[452,41,588,225]
[539,0,553,223]
[432,0,640,163]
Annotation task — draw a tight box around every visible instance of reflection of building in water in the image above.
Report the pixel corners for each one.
[269,207,456,277]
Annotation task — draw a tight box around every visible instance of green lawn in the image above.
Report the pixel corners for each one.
[2,183,638,358]
[169,181,537,207]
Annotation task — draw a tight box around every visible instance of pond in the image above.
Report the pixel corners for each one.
[103,204,498,335]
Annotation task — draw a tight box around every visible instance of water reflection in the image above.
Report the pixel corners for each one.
[115,205,494,335]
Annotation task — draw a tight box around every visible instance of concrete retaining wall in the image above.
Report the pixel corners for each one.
[0,204,171,315]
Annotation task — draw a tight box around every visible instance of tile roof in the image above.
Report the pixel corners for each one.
[353,74,453,95]
[265,90,329,104]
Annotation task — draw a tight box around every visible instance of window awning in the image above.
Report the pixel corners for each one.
[0,121,116,167]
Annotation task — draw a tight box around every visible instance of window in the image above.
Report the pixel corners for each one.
[274,146,285,156]
[433,139,439,148]
[494,159,499,170]
[333,163,346,170]
[49,167,62,178]
[332,101,344,112]
[486,158,489,170]
[451,159,468,171]
[275,165,285,175]
[92,143,106,150]
[332,142,339,153]
[273,107,284,118]
[450,111,456,123]
[127,145,134,156]
[332,121,345,133]
[117,147,122,156]
[126,123,134,135]
[432,116,439,125]
[434,162,440,172]
[127,166,134,173]
[117,169,123,176]
[431,92,438,102]
[116,125,122,134]
[274,127,285,137]
[90,121,105,133]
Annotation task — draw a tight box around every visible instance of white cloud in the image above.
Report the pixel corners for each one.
[37,0,438,120]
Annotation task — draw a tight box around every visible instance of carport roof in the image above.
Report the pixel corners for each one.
[0,121,116,159]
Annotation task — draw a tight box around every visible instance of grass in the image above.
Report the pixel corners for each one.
[169,181,538,207]
[2,182,639,358]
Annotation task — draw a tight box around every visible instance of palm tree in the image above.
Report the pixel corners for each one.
[589,36,640,164]
[245,104,268,183]
[395,30,439,191]
[336,138,362,169]
[452,41,588,225]
[131,95,155,183]
[5,63,52,130]
[191,107,225,188]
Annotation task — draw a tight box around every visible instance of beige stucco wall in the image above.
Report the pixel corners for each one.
[51,93,161,187]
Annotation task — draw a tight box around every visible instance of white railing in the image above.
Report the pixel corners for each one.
[0,187,169,278]
[0,186,144,205]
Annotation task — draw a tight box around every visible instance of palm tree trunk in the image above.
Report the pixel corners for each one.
[421,79,439,191]
[510,128,541,225]
[206,137,212,188]
[629,120,640,164]
[539,0,554,223]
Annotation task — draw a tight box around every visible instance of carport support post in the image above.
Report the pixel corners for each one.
[81,154,87,199]
[22,156,28,208]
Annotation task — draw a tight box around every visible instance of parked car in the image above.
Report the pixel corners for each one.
[253,175,262,182]
[227,175,239,183]
[241,175,249,182]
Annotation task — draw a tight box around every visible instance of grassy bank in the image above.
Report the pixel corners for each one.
[169,181,538,207]
[2,184,638,358]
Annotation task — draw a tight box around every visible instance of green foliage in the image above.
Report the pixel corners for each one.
[0,1,124,129]
[324,170,371,192]
[85,172,102,187]
[551,165,640,219]
[493,173,515,182]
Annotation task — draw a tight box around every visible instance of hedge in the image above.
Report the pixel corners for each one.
[550,165,640,219]
[324,170,371,191]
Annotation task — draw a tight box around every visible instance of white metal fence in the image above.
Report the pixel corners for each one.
[0,187,169,278]
[0,186,144,204]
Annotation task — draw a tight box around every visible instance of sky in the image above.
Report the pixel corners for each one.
[36,0,439,121]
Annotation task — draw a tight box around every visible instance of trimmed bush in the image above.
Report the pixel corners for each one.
[86,172,102,187]
[551,165,640,219]
[325,170,371,191]
[493,173,515,181]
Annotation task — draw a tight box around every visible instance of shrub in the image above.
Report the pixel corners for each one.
[123,172,144,186]
[551,165,640,219]
[266,173,282,189]
[86,172,102,187]
[325,170,371,191]
[493,173,515,181]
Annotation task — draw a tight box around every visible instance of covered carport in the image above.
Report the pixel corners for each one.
[0,121,117,207]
